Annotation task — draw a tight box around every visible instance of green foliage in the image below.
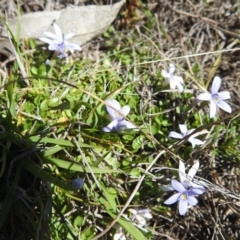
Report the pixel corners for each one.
[0,7,239,240]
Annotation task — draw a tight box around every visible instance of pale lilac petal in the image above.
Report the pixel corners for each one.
[179,160,186,183]
[217,100,232,113]
[169,63,175,74]
[171,179,186,193]
[169,79,176,89]
[102,119,118,132]
[178,199,188,215]
[53,23,62,36]
[65,33,75,39]
[48,42,58,51]
[105,99,121,119]
[187,129,195,135]
[39,37,54,44]
[118,120,135,130]
[188,137,204,148]
[190,185,205,194]
[67,43,82,53]
[188,161,199,179]
[161,70,171,78]
[197,92,212,101]
[211,76,221,94]
[43,32,57,39]
[121,106,130,117]
[143,212,152,219]
[135,215,146,226]
[175,81,184,91]
[218,91,231,100]
[169,131,183,139]
[210,100,217,118]
[179,124,188,135]
[164,193,181,205]
[187,196,198,206]
[173,75,184,84]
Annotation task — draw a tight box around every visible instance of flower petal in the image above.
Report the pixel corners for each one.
[118,120,135,130]
[179,124,188,135]
[135,215,146,227]
[169,79,177,89]
[65,33,75,39]
[142,212,152,219]
[190,181,206,191]
[179,160,186,184]
[173,75,184,84]
[211,76,222,94]
[188,137,204,148]
[39,37,54,44]
[102,119,118,132]
[169,63,175,74]
[217,100,232,113]
[164,193,181,205]
[121,106,130,117]
[171,179,186,193]
[187,196,198,206]
[43,32,57,39]
[175,80,184,91]
[188,161,199,179]
[105,99,121,119]
[197,92,212,101]
[66,43,82,53]
[190,186,205,195]
[210,100,217,118]
[161,70,171,78]
[169,131,183,139]
[218,91,231,100]
[178,199,188,215]
[53,23,62,36]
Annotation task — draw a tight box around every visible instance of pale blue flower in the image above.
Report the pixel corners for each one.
[129,208,152,227]
[178,160,205,192]
[164,179,205,215]
[39,23,81,58]
[162,160,205,192]
[162,63,184,90]
[197,76,231,118]
[169,124,204,148]
[103,99,135,132]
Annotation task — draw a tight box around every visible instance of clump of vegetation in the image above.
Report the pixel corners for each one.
[0,0,240,239]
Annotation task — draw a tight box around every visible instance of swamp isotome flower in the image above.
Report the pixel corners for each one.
[179,160,205,192]
[161,63,184,90]
[162,160,206,192]
[197,76,231,118]
[169,124,204,148]
[164,179,205,215]
[39,23,81,58]
[129,208,152,227]
[113,227,126,240]
[103,99,135,132]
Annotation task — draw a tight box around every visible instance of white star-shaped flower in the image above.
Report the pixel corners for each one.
[103,99,135,132]
[197,76,231,118]
[39,23,81,58]
[162,63,184,90]
[169,124,204,148]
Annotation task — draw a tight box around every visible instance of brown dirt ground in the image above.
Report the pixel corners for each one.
[0,1,240,240]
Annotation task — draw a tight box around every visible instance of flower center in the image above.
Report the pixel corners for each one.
[180,193,188,200]
[115,111,124,121]
[212,94,220,103]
